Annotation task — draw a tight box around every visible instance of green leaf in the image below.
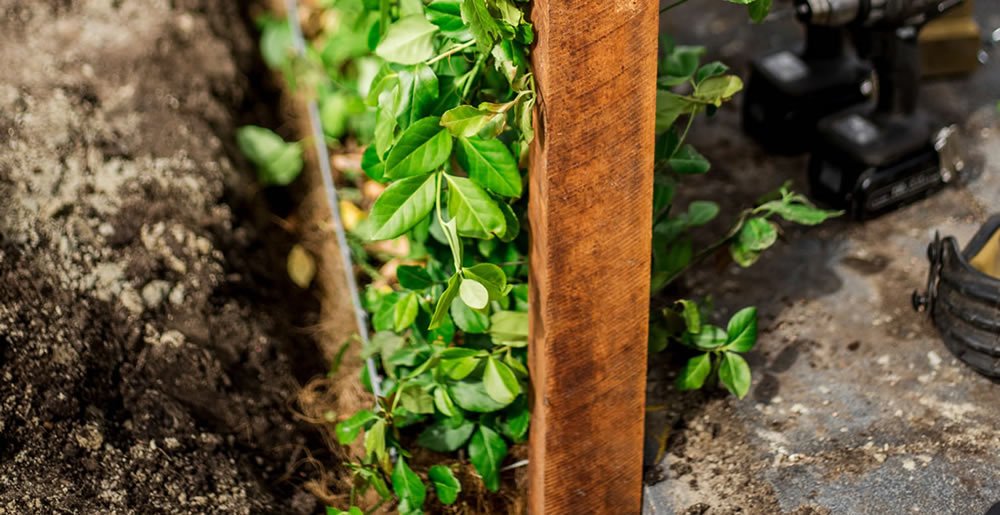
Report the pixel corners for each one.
[442,355,480,380]
[676,353,712,391]
[656,91,696,133]
[668,144,710,175]
[692,75,744,106]
[364,419,387,463]
[676,299,701,334]
[451,296,490,333]
[361,145,387,182]
[459,278,490,310]
[259,18,293,69]
[763,201,842,226]
[440,105,499,138]
[237,126,303,186]
[385,117,453,179]
[376,15,439,65]
[397,64,440,128]
[730,240,761,268]
[662,45,704,86]
[369,173,437,240]
[687,324,727,350]
[748,0,773,23]
[686,200,719,226]
[695,61,729,84]
[468,425,508,492]
[456,137,522,198]
[394,292,420,332]
[334,409,377,445]
[433,386,458,417]
[417,417,476,452]
[460,0,503,50]
[462,263,508,301]
[400,383,437,414]
[445,175,506,238]
[398,265,434,290]
[483,357,520,405]
[326,507,364,515]
[428,465,462,505]
[430,273,462,330]
[392,457,427,509]
[497,202,520,242]
[499,398,530,442]
[448,377,508,412]
[718,351,752,399]
[738,217,778,252]
[427,0,473,39]
[489,310,528,345]
[725,307,758,352]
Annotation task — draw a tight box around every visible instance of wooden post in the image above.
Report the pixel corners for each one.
[527,0,658,513]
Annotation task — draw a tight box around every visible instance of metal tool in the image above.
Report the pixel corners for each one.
[804,0,969,220]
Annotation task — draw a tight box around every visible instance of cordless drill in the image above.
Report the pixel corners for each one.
[803,0,967,220]
[742,15,875,154]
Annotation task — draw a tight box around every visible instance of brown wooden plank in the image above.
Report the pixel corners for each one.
[527,0,659,513]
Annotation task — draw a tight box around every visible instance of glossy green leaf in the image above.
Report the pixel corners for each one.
[334,409,377,445]
[456,137,522,198]
[364,419,387,462]
[676,299,701,334]
[394,292,420,332]
[442,355,480,380]
[451,296,490,333]
[398,265,434,290]
[687,324,727,350]
[725,306,758,352]
[361,145,387,182]
[433,386,458,417]
[397,64,440,128]
[417,417,476,452]
[748,0,773,23]
[459,278,490,310]
[369,173,436,240]
[719,351,752,399]
[440,105,498,138]
[738,217,778,252]
[448,377,507,412]
[483,357,519,405]
[489,310,527,346]
[468,425,508,492]
[460,0,503,50]
[445,174,505,238]
[430,273,462,329]
[692,75,743,106]
[428,465,462,505]
[376,15,439,65]
[426,0,472,40]
[462,263,508,301]
[669,144,710,174]
[385,117,453,179]
[391,457,427,509]
[676,353,712,391]
[686,200,719,226]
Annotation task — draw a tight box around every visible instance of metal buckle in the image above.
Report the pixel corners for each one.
[912,232,943,312]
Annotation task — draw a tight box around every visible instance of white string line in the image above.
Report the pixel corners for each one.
[283,0,385,403]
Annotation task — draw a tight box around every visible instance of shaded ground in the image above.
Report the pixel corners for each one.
[646,2,1000,514]
[0,1,330,512]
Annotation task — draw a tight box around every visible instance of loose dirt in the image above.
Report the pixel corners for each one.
[0,1,336,512]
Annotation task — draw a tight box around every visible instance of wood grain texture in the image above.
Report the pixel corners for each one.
[527,0,658,513]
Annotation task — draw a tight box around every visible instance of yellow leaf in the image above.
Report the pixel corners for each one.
[340,200,366,232]
[287,244,316,288]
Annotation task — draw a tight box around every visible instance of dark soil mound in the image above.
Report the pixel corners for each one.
[0,1,328,512]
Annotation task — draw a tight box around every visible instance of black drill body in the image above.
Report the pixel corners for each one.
[743,24,873,154]
[804,0,965,219]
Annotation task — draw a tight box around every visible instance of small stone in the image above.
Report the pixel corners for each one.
[927,351,942,368]
[902,459,916,471]
[141,280,171,309]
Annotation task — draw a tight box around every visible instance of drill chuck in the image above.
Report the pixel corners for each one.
[796,0,962,27]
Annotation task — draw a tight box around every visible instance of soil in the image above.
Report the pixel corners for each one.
[0,1,338,512]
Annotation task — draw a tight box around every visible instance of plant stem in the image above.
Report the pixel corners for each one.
[426,40,477,65]
[660,0,690,13]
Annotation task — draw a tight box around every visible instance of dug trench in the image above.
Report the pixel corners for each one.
[0,1,348,512]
